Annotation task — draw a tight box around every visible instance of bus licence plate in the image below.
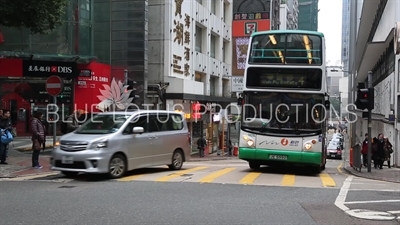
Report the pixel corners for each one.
[269,155,287,160]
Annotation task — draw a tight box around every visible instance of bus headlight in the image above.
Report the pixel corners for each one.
[304,143,312,150]
[247,139,255,147]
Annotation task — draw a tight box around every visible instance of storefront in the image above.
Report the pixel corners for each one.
[0,56,124,136]
[165,94,236,154]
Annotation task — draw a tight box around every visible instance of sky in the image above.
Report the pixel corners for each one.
[317,0,342,66]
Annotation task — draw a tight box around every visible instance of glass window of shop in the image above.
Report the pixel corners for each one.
[0,0,93,56]
[0,78,74,135]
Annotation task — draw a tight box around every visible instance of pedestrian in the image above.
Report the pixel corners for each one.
[0,109,13,164]
[31,111,46,169]
[228,139,233,156]
[196,135,207,158]
[374,133,385,169]
[383,137,393,168]
[361,133,368,167]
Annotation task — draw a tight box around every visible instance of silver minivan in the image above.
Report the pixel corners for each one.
[51,110,191,179]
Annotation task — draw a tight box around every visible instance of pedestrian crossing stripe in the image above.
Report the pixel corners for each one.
[117,166,337,187]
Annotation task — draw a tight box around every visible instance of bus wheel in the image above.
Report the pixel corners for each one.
[249,161,260,169]
[313,166,322,174]
[321,164,326,170]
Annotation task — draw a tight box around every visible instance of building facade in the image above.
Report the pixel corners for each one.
[279,0,299,30]
[341,0,350,76]
[298,0,318,31]
[349,0,400,167]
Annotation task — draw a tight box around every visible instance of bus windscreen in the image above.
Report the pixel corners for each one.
[245,67,322,90]
[249,33,322,65]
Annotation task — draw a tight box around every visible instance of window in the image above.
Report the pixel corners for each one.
[210,77,217,96]
[211,0,216,14]
[223,2,228,23]
[222,41,226,62]
[195,26,203,52]
[195,72,202,82]
[76,114,129,134]
[210,35,216,58]
[153,114,184,131]
[123,116,149,134]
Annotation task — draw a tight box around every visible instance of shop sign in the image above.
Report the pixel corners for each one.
[22,60,79,77]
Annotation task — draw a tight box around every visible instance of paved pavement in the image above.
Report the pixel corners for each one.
[342,137,400,183]
[0,178,398,224]
[4,158,346,189]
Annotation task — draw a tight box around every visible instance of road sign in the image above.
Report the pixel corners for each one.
[46,75,63,96]
[231,76,244,92]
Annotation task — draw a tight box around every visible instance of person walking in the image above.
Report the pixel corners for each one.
[31,111,46,169]
[383,137,393,168]
[375,133,385,169]
[361,133,368,167]
[196,136,207,158]
[0,109,13,164]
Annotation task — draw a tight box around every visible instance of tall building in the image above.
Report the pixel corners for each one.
[279,0,299,30]
[0,0,236,140]
[348,0,400,167]
[341,0,350,76]
[298,0,318,31]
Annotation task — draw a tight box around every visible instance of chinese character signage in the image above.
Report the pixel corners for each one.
[231,76,244,92]
[235,37,249,70]
[233,12,270,20]
[232,11,270,37]
[22,60,79,77]
[172,0,191,77]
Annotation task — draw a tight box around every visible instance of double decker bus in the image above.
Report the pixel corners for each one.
[237,30,330,173]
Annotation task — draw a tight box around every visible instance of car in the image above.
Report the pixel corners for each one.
[51,110,191,179]
[326,143,342,159]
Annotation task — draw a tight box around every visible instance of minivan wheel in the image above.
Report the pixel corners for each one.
[108,154,127,179]
[168,150,183,170]
[61,171,79,178]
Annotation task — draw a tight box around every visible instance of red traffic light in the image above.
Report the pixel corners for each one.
[363,93,368,98]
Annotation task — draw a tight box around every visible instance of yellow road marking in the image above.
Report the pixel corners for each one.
[239,172,261,185]
[199,167,236,183]
[118,174,144,182]
[319,172,336,187]
[337,162,346,175]
[155,166,208,182]
[281,174,295,186]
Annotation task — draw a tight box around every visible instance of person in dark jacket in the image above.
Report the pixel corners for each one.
[31,111,46,169]
[0,109,12,164]
[383,137,393,168]
[197,136,207,157]
[375,133,385,169]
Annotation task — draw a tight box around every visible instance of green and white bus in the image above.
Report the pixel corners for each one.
[237,30,330,173]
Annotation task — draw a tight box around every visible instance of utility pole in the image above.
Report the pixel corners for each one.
[367,71,373,172]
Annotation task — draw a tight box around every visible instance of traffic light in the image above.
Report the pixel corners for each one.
[126,79,140,104]
[355,87,374,110]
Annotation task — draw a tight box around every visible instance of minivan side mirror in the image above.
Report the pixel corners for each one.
[132,127,144,134]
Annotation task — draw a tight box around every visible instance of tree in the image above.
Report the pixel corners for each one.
[0,0,69,34]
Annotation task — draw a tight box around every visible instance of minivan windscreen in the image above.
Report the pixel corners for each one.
[75,114,130,134]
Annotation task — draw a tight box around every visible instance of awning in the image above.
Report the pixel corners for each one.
[165,93,237,103]
[355,29,394,84]
[0,51,97,64]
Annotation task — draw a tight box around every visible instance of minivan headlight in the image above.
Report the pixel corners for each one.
[90,139,108,149]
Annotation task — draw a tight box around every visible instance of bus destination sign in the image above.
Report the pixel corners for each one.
[247,73,321,89]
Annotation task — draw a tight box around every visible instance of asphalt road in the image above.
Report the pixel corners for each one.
[1,180,398,225]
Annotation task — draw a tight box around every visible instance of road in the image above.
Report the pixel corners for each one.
[8,158,345,188]
[1,159,399,224]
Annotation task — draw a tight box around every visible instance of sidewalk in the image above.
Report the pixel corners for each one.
[342,136,400,183]
[189,151,238,161]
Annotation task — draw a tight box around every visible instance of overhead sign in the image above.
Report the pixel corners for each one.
[46,76,63,96]
[245,22,257,35]
[22,60,79,77]
[233,12,270,20]
[231,76,244,92]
